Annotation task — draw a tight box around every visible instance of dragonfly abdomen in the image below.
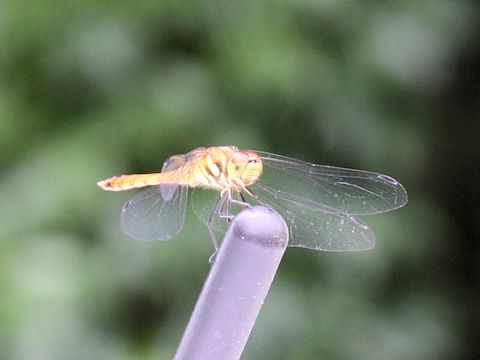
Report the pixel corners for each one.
[97,173,179,191]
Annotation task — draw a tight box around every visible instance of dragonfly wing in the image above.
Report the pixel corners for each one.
[120,185,188,241]
[191,189,230,236]
[256,151,407,216]
[249,182,375,251]
[160,154,187,201]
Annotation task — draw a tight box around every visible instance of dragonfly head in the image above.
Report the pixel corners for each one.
[228,150,263,186]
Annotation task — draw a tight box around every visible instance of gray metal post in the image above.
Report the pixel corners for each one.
[173,205,288,360]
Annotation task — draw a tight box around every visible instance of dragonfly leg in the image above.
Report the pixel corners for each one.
[208,251,217,264]
[218,213,235,221]
[244,188,267,205]
[228,191,251,207]
[206,191,249,263]
[207,193,228,263]
[240,192,247,203]
[225,193,235,224]
[217,191,250,225]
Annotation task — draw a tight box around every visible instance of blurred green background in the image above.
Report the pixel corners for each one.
[1,1,478,359]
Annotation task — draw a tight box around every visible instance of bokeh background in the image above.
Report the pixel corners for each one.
[1,1,479,359]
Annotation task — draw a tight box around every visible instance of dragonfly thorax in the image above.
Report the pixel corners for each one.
[190,148,263,192]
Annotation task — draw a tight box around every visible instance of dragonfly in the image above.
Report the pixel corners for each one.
[97,146,407,252]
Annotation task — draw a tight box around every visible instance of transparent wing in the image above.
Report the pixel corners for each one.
[248,183,375,251]
[256,151,408,215]
[120,155,188,242]
[191,189,232,236]
[191,189,218,227]
[120,185,188,241]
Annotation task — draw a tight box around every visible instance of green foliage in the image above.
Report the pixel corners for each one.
[1,0,477,359]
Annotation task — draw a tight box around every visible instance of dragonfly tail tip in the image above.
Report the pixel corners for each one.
[97,179,111,190]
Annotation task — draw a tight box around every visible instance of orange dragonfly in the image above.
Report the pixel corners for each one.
[97,146,407,251]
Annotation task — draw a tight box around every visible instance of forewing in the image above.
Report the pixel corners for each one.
[249,182,375,251]
[120,185,188,241]
[256,151,408,215]
[160,154,187,200]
